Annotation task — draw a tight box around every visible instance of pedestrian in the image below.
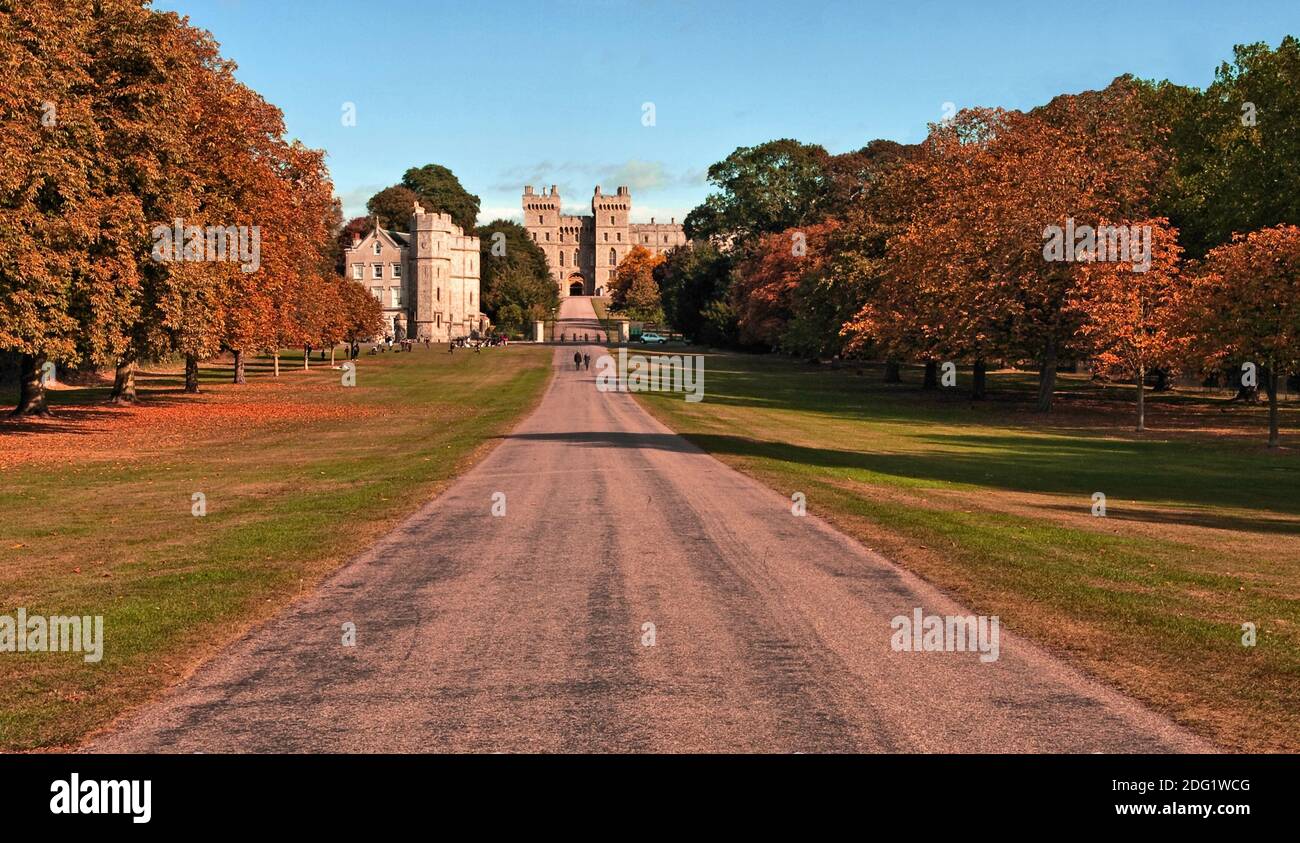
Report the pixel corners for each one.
[573,350,582,370]
[449,339,455,354]
[583,353,590,370]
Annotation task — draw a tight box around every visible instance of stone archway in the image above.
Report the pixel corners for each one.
[567,273,585,296]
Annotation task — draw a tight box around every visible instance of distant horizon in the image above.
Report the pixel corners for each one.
[155,0,1300,226]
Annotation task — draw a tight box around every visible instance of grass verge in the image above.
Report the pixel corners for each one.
[632,351,1300,752]
[0,345,552,749]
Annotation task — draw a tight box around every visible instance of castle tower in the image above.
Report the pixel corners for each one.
[408,201,454,340]
[522,184,561,285]
[593,185,631,294]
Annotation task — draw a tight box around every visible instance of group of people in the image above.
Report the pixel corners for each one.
[573,351,591,371]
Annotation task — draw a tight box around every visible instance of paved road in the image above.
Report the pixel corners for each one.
[92,297,1210,752]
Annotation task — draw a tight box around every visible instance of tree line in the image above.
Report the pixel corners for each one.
[1,0,383,416]
[653,38,1300,446]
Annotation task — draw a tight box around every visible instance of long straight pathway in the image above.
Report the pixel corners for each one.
[91,296,1209,752]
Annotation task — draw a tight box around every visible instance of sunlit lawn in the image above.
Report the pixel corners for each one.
[0,345,552,749]
[635,351,1300,752]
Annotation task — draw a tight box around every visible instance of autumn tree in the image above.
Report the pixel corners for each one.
[609,246,665,322]
[854,83,1168,410]
[1071,219,1186,430]
[1,2,111,414]
[731,222,837,350]
[787,141,919,362]
[1190,225,1300,447]
[338,276,384,345]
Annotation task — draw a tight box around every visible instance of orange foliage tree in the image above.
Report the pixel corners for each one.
[732,221,838,349]
[609,245,666,322]
[1189,224,1300,447]
[1071,218,1186,430]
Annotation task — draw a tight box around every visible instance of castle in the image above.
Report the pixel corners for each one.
[343,202,486,341]
[522,185,687,296]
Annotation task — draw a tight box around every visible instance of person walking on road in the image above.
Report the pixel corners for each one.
[583,353,590,371]
[573,351,582,370]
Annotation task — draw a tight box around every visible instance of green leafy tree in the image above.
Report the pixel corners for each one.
[684,139,830,244]
[366,185,420,232]
[476,219,556,334]
[654,241,733,344]
[401,164,480,233]
[1161,37,1300,259]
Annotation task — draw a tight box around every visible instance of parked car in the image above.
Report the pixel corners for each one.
[639,332,668,344]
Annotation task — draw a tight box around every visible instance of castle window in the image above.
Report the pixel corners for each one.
[573,251,578,265]
[603,232,608,242]
[663,235,668,243]
[372,264,383,279]
[545,232,550,241]
[373,242,382,255]
[644,236,649,243]
[559,251,565,267]
[390,288,400,307]
[437,287,441,301]
[352,264,362,280]
[538,215,543,225]
[609,248,617,265]
[617,233,622,242]
[392,263,401,278]
[610,215,614,225]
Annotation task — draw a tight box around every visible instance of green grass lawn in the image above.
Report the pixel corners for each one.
[633,351,1300,752]
[0,345,552,750]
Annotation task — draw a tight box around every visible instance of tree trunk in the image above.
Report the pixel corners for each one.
[233,349,246,384]
[303,348,310,371]
[273,351,280,378]
[330,346,336,367]
[12,353,51,416]
[184,354,200,393]
[109,351,137,404]
[923,360,938,390]
[1136,365,1146,432]
[1268,368,1280,449]
[971,358,987,400]
[884,359,901,383]
[1036,338,1058,412]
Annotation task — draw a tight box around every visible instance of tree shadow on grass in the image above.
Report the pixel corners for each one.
[505,429,1300,517]
[1037,503,1300,536]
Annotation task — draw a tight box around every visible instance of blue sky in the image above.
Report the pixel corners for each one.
[157,0,1300,225]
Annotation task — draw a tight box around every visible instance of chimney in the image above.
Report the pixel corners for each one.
[524,185,533,195]
[650,217,655,224]
[351,232,361,247]
[550,184,558,196]
[594,185,601,195]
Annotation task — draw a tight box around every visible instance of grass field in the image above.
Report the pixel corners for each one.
[0,344,552,750]
[633,351,1300,752]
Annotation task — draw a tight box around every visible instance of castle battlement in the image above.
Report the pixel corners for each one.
[523,184,685,297]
